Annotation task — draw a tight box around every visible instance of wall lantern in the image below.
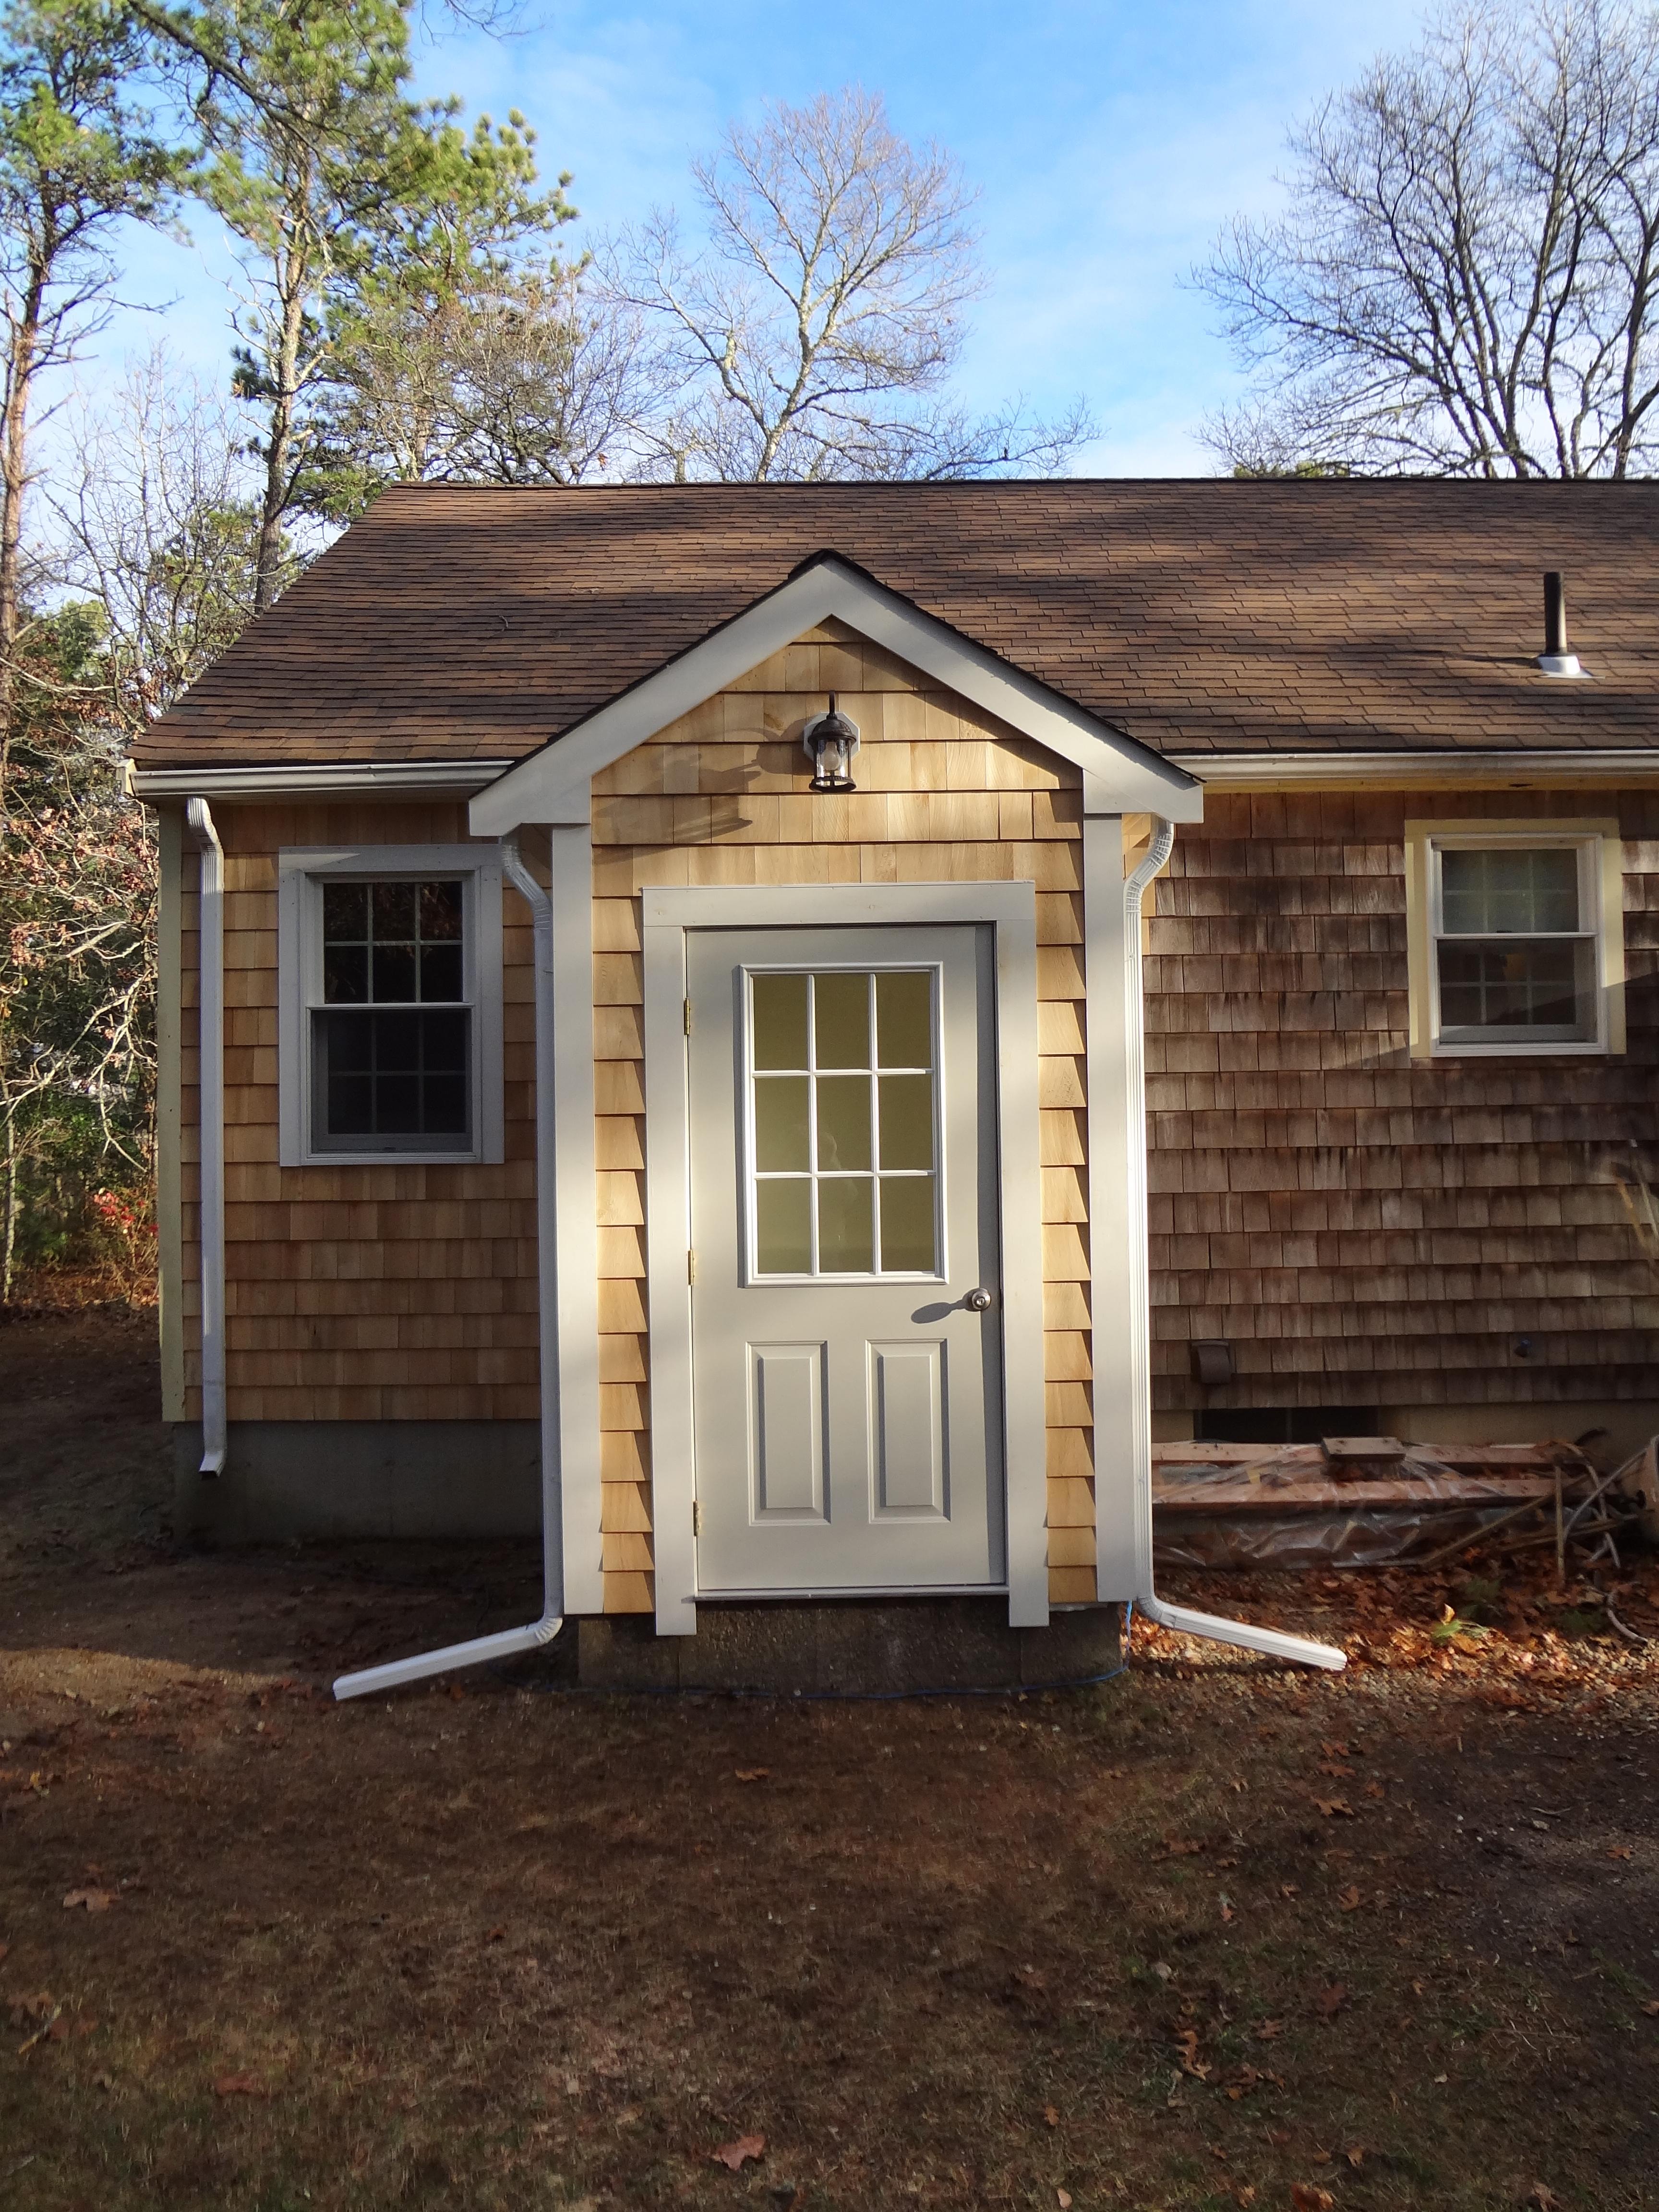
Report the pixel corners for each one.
[802,696,860,793]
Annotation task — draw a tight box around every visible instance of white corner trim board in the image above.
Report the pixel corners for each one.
[639,879,1050,1634]
[334,829,569,1700]
[185,800,227,1480]
[1114,818,1346,1674]
[470,555,1203,832]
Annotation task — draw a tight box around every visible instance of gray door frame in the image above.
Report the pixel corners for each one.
[642,881,1047,1634]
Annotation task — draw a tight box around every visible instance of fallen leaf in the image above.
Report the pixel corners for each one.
[1220,1899,1236,1923]
[1346,2145,1367,2168]
[1317,1762,1355,1779]
[709,2134,765,2172]
[1315,1799,1356,1819]
[1175,2028,1211,2080]
[1364,1780,1386,1799]
[1432,2072,1449,2084]
[1058,2194,1072,2210]
[1608,1845,1633,1862]
[1528,2187,1563,2212]
[1279,1883,1299,1899]
[1268,2129,1292,2147]
[1254,2019,1283,2041]
[1313,1984,1347,2020]
[1044,2104,1060,2128]
[1291,2188,1335,2211]
[213,2072,269,2098]
[1337,1885,1362,1911]
[733,1769,770,1784]
[1641,2000,1659,2017]
[1321,1740,1348,1756]
[1233,2189,1257,2209]
[61,1889,115,1914]
[484,1925,506,1944]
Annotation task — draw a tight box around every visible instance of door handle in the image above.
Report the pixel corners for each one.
[965,1287,994,1312]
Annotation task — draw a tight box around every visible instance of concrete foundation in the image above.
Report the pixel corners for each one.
[578,1597,1123,1695]
[169,1422,541,1541]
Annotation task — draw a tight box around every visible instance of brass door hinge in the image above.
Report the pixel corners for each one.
[687,1249,697,1285]
[692,1499,704,1536]
[683,997,692,1034]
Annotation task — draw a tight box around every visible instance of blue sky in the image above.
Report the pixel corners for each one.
[101,0,1431,474]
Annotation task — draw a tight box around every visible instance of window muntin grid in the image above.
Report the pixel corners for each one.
[1431,841,1599,1045]
[311,877,472,1148]
[746,966,942,1279]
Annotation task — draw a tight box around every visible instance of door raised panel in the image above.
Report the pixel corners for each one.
[869,1339,946,1518]
[749,1342,827,1520]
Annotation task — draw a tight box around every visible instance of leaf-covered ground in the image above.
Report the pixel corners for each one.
[1,1309,1655,2211]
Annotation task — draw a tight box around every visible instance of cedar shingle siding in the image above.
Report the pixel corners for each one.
[1147,792,1659,1417]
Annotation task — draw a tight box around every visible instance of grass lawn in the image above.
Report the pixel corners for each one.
[1,1308,1656,2211]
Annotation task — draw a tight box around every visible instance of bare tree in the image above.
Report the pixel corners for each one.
[1198,0,1659,477]
[314,252,668,503]
[612,86,1091,482]
[49,349,271,727]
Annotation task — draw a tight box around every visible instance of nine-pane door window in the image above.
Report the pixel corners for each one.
[747,967,941,1277]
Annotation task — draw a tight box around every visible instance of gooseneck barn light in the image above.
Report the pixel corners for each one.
[802,697,860,792]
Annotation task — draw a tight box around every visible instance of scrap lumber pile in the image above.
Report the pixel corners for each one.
[1151,1435,1654,1570]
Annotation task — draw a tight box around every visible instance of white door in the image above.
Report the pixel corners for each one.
[687,924,1005,1594]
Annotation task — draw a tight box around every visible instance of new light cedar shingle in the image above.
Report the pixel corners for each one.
[135,479,1659,772]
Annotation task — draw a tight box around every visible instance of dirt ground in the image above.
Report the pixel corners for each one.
[1,1310,1656,2212]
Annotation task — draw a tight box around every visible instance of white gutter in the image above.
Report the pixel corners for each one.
[1172,749,1659,789]
[1124,819,1346,1673]
[184,801,228,1478]
[133,760,513,801]
[333,830,564,1698]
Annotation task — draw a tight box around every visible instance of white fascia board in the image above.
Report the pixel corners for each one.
[1175,749,1659,789]
[131,759,513,801]
[470,556,1203,833]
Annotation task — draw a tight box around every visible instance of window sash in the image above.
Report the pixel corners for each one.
[277,846,503,1168]
[1428,837,1603,1050]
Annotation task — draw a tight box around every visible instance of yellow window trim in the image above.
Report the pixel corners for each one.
[1404,817,1625,1060]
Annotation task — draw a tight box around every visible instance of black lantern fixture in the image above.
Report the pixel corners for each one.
[802,695,859,792]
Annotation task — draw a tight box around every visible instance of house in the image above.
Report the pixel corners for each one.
[129,481,1659,1695]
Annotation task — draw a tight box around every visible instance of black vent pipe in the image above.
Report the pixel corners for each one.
[1544,570,1567,657]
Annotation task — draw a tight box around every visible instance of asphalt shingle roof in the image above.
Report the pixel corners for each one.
[132,479,1659,770]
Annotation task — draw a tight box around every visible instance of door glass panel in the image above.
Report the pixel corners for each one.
[753,973,809,1070]
[817,1176,874,1272]
[876,969,932,1066]
[748,967,940,1277]
[879,1173,937,1272]
[814,972,868,1068]
[817,1074,872,1171]
[878,1073,934,1170]
[754,1075,810,1171]
[756,1178,812,1274]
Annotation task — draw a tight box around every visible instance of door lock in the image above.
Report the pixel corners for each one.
[965,1287,994,1312]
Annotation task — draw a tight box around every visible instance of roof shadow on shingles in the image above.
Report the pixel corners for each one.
[136,479,1659,769]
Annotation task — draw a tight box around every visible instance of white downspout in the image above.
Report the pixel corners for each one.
[1125,819,1346,1673]
[333,830,565,1698]
[185,800,227,1478]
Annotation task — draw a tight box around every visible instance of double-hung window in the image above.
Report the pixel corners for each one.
[1406,819,1625,1058]
[278,845,505,1165]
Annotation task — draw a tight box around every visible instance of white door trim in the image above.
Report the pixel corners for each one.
[641,880,1048,1632]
